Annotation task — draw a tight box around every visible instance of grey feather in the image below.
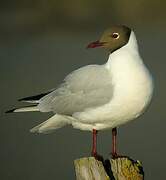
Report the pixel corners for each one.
[38,65,113,115]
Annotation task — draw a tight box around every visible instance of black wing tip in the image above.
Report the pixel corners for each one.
[18,97,29,102]
[5,109,16,113]
[18,92,50,102]
[18,96,36,102]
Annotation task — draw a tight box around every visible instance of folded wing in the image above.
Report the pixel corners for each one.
[38,65,113,115]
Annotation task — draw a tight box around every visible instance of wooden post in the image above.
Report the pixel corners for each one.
[74,157,144,180]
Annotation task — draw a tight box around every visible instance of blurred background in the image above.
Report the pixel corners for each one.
[0,0,166,179]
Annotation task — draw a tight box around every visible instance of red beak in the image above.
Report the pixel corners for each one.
[87,40,105,48]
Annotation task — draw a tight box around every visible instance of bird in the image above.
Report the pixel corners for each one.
[6,25,154,159]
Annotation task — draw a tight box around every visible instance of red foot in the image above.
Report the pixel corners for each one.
[111,152,118,159]
[111,152,127,159]
[91,152,104,162]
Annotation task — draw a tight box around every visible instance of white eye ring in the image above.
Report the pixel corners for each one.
[112,33,120,39]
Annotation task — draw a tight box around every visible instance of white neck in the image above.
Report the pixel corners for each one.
[105,31,142,68]
[123,31,138,51]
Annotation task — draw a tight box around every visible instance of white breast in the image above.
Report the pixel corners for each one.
[103,47,153,127]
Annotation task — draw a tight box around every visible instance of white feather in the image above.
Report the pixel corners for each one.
[30,114,70,134]
[14,106,39,112]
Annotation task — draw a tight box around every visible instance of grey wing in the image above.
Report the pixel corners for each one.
[38,65,113,115]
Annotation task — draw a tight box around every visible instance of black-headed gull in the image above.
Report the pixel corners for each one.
[6,25,154,158]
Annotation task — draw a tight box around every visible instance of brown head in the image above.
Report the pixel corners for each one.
[87,25,131,53]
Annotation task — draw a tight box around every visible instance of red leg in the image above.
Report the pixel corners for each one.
[91,129,103,161]
[112,127,118,158]
[91,129,97,157]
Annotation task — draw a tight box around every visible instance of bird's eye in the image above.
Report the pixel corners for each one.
[112,33,120,39]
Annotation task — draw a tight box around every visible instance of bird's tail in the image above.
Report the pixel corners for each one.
[30,114,70,134]
[6,90,55,113]
[6,90,71,133]
[5,105,39,113]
